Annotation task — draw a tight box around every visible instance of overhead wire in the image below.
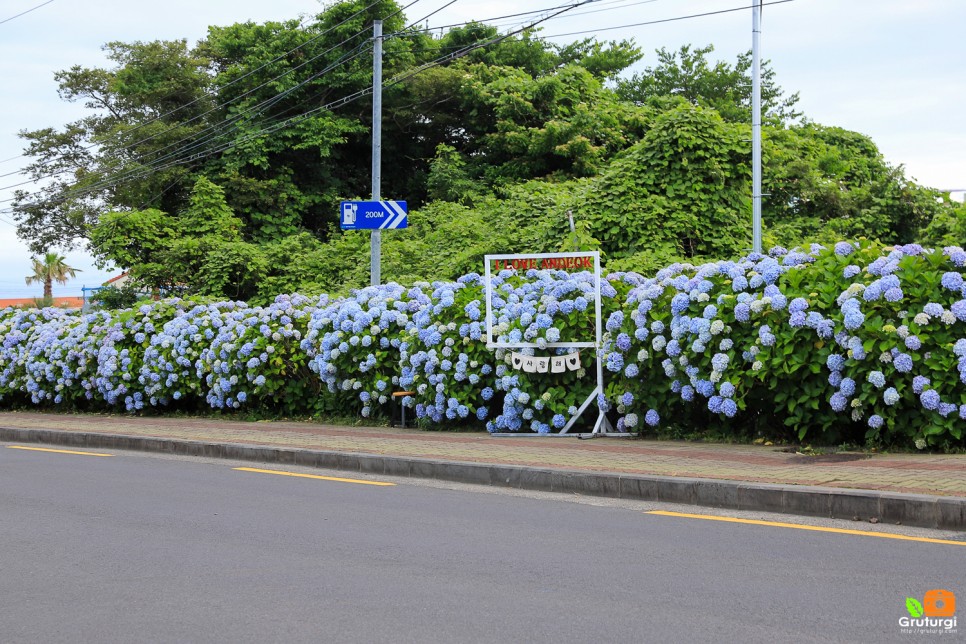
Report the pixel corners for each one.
[3,0,596,216]
[0,0,421,177]
[542,0,794,38]
[0,2,431,210]
[0,27,377,194]
[0,41,374,208]
[0,0,54,26]
[4,0,797,219]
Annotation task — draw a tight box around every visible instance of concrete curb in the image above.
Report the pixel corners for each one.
[3,426,964,531]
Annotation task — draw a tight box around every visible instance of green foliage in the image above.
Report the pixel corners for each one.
[578,104,750,266]
[762,125,943,247]
[921,195,966,247]
[10,0,958,306]
[89,283,145,310]
[617,44,801,124]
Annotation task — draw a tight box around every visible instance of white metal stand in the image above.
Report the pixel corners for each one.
[484,251,620,437]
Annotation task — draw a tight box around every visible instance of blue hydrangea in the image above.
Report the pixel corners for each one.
[834,242,855,257]
[839,378,856,397]
[616,333,632,352]
[920,389,940,410]
[883,287,903,303]
[829,392,847,412]
[867,371,886,388]
[893,353,913,373]
[826,354,845,372]
[941,272,964,292]
[923,303,944,317]
[883,387,900,406]
[912,376,930,394]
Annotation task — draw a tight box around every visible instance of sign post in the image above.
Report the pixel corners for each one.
[371,19,383,285]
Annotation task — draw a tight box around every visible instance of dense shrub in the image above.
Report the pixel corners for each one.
[1,241,964,449]
[602,241,966,449]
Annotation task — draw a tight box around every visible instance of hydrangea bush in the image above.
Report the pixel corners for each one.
[1,240,964,449]
[602,240,966,448]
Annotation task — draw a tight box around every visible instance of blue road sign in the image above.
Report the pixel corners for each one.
[340,200,408,230]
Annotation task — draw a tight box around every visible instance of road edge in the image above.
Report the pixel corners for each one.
[3,426,963,530]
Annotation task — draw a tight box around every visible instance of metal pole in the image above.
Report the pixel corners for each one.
[751,0,762,254]
[370,19,383,286]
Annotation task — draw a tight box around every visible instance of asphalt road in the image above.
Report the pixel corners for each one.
[1,443,963,644]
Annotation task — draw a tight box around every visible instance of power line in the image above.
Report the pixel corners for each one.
[0,35,376,196]
[4,0,775,222]
[4,0,595,218]
[0,0,418,176]
[0,0,54,26]
[0,5,435,211]
[542,0,795,39]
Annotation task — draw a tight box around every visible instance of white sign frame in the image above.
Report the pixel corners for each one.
[483,251,615,436]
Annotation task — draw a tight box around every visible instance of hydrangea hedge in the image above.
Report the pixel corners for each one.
[1,240,964,450]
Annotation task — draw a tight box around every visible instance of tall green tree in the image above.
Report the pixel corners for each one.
[617,44,801,124]
[25,252,80,300]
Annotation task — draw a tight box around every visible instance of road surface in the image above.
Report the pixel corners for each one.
[1,442,963,643]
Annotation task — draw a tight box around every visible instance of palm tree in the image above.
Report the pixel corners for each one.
[25,252,80,300]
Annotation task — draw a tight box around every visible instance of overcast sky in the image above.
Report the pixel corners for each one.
[1,0,964,298]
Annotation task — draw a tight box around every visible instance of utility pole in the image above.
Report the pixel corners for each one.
[751,0,762,254]
[371,19,383,286]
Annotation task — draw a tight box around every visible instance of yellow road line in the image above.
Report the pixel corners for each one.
[233,467,395,486]
[645,510,966,547]
[6,445,114,457]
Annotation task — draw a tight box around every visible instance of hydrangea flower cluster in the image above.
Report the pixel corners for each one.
[1,296,318,413]
[2,240,964,449]
[602,240,966,448]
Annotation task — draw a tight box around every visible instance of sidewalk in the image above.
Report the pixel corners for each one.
[2,411,964,529]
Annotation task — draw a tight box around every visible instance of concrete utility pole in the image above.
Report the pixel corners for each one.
[751,0,763,254]
[371,19,383,286]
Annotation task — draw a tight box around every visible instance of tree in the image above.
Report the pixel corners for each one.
[25,252,80,300]
[616,44,801,124]
[761,124,943,246]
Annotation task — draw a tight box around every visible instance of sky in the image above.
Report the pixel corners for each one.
[0,0,964,299]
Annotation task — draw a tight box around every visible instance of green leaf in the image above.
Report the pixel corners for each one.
[906,598,923,618]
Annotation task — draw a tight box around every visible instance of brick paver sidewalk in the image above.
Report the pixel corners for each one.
[1,411,964,498]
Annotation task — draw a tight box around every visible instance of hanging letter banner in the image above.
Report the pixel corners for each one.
[511,351,581,374]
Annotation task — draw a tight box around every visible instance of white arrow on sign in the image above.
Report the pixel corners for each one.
[379,200,408,229]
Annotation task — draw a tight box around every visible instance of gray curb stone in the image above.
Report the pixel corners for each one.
[3,426,964,531]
